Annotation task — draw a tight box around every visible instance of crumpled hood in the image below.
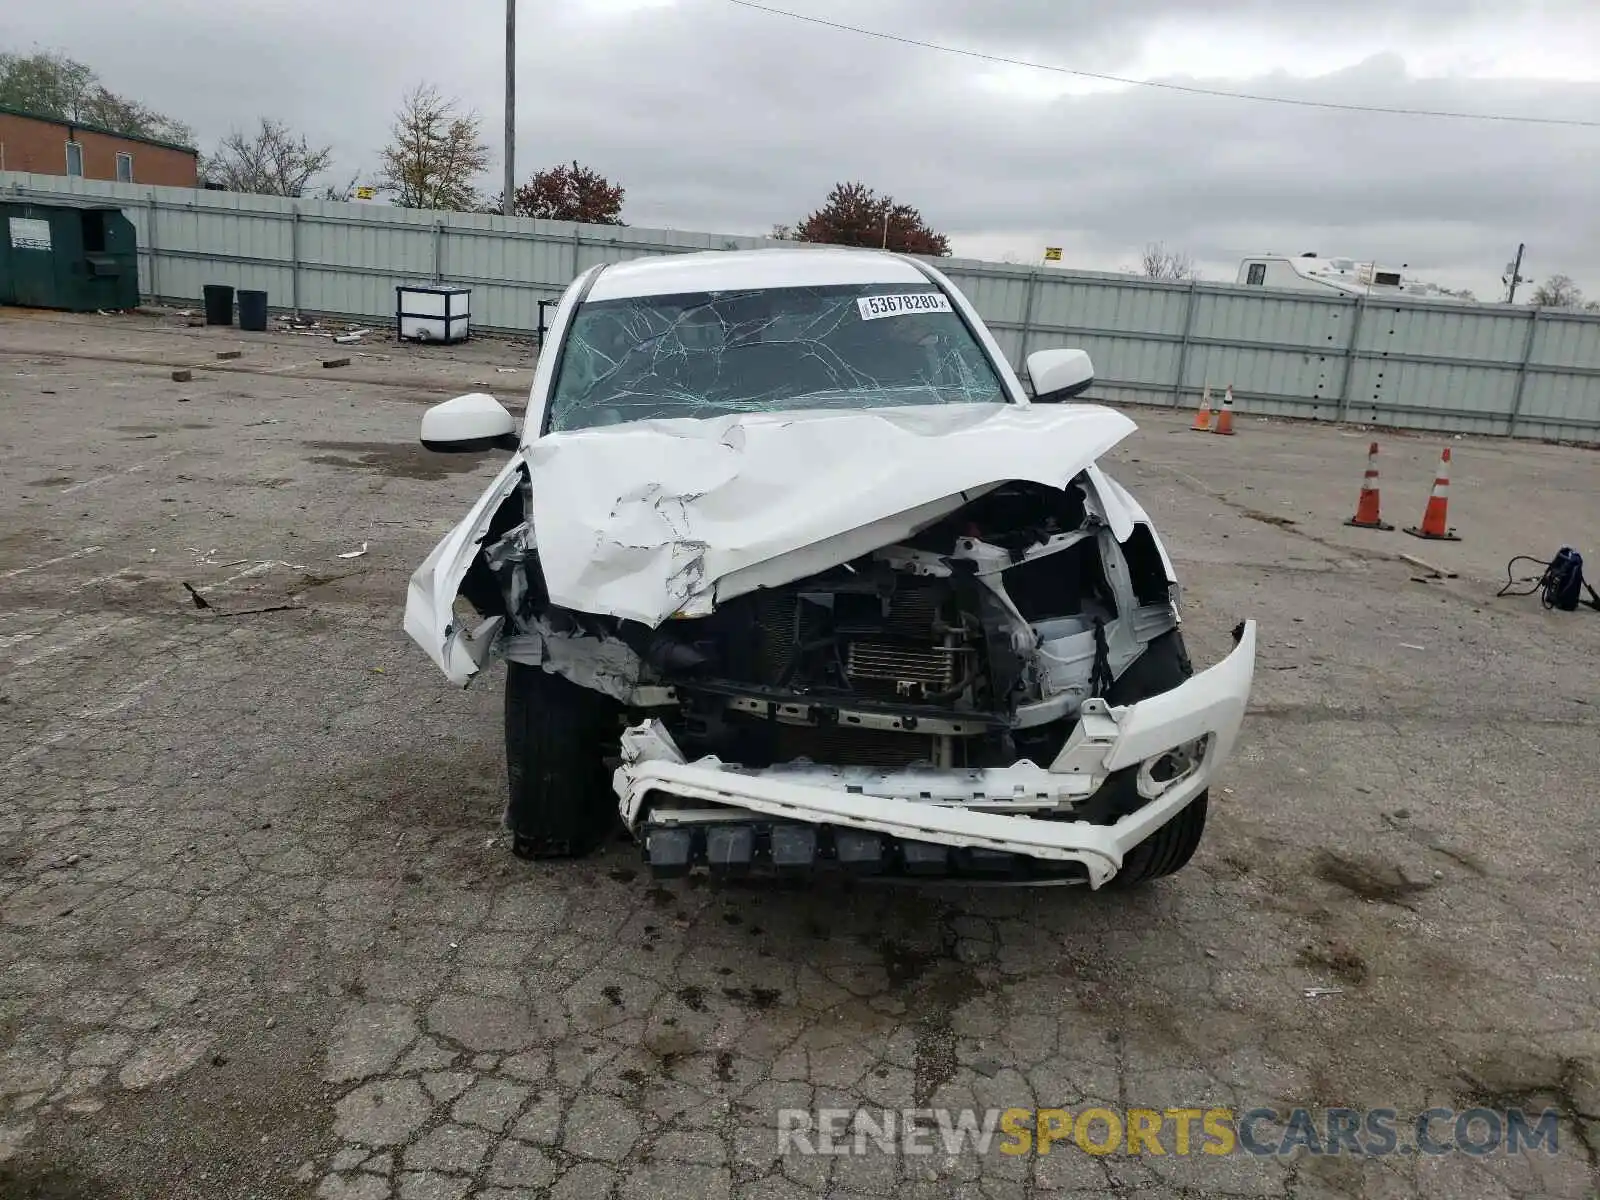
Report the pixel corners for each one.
[526,402,1138,627]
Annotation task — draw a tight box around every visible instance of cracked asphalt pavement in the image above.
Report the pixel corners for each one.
[2,309,1598,1199]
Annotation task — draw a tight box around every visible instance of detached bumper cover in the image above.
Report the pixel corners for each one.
[614,622,1256,888]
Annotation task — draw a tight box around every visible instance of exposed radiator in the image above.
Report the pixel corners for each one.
[845,642,958,692]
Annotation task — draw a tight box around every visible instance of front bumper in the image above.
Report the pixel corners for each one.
[613,622,1256,888]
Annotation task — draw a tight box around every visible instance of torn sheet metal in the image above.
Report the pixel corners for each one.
[525,403,1137,628]
[500,624,644,702]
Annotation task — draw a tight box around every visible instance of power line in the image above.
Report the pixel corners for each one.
[724,0,1600,130]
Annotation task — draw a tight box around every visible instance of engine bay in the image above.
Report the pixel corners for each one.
[471,475,1181,775]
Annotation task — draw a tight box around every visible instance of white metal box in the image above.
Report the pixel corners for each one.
[396,284,471,344]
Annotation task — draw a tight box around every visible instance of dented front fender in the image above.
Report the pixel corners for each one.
[403,452,527,686]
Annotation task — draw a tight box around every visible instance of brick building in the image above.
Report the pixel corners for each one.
[0,105,198,187]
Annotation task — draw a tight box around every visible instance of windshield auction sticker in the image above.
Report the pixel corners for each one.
[856,293,954,320]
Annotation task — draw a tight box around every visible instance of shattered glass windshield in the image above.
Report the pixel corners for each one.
[547,282,1007,432]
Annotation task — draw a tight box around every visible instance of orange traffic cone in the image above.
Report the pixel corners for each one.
[1404,448,1461,541]
[1344,441,1394,530]
[1212,385,1236,436]
[1190,385,1213,431]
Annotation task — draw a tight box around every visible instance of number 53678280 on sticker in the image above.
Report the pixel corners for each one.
[856,293,954,320]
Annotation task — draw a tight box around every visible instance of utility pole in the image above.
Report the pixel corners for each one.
[1504,242,1526,304]
[502,0,516,217]
[881,207,889,249]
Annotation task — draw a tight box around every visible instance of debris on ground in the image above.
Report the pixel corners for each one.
[171,369,192,382]
[181,581,213,610]
[277,315,381,343]
[215,350,242,360]
[1399,552,1458,579]
[210,603,308,619]
[1303,987,1344,999]
[322,357,351,370]
[337,542,369,559]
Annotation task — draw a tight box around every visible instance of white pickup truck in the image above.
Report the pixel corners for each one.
[404,246,1255,888]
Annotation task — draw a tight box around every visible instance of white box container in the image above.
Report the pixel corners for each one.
[396,285,471,344]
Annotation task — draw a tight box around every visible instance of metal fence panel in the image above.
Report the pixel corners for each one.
[4,170,1598,444]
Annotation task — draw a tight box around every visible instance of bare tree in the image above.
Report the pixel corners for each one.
[1528,274,1585,309]
[201,119,334,197]
[769,223,793,241]
[320,172,364,202]
[1138,241,1199,281]
[377,84,490,212]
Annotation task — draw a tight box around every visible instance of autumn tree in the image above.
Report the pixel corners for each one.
[499,160,625,224]
[201,118,333,197]
[0,49,193,145]
[793,182,951,256]
[1137,241,1198,281]
[377,84,490,212]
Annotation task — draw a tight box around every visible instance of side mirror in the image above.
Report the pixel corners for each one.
[420,393,519,453]
[1026,348,1095,403]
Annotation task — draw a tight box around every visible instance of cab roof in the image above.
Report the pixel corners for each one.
[586,247,931,302]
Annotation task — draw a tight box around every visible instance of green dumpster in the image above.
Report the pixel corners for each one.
[0,199,140,312]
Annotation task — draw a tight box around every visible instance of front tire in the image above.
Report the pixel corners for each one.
[503,662,619,859]
[1102,629,1209,888]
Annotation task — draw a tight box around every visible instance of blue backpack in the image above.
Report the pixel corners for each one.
[1500,547,1600,611]
[1542,547,1599,612]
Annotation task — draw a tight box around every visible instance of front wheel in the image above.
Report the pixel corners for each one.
[1105,792,1208,888]
[503,662,619,859]
[1103,629,1208,889]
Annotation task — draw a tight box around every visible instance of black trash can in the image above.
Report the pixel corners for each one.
[237,289,268,332]
[203,284,234,326]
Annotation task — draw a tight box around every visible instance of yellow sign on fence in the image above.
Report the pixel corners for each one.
[1043,247,1063,262]
[354,186,376,201]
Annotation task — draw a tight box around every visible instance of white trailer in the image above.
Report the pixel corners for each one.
[1236,254,1469,300]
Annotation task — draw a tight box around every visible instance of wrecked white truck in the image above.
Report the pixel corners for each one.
[404,248,1256,887]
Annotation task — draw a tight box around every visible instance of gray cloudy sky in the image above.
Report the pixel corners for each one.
[9,0,1599,296]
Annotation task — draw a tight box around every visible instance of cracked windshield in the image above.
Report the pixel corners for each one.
[547,283,1006,431]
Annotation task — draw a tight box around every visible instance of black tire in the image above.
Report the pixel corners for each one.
[503,662,620,859]
[1105,793,1208,888]
[1102,629,1209,888]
